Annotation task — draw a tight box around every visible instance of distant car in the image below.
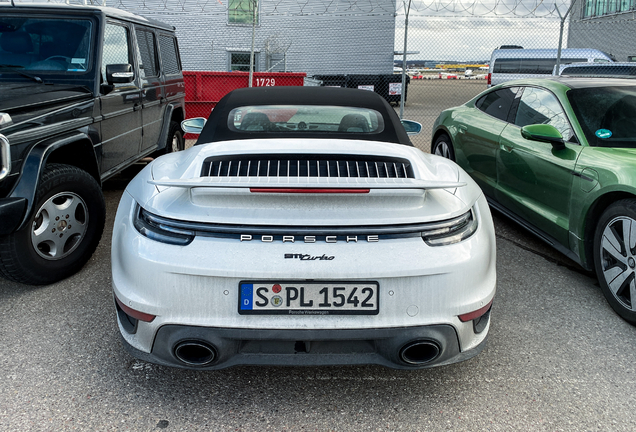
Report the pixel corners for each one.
[555,62,636,78]
[111,86,496,370]
[432,77,636,324]
[487,48,615,87]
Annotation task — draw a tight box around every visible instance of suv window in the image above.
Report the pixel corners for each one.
[135,28,158,78]
[159,34,180,74]
[515,87,574,141]
[0,17,92,74]
[101,23,131,85]
[475,87,518,121]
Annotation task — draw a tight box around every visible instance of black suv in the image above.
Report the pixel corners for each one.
[0,4,186,285]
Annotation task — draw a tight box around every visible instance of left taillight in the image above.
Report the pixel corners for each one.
[133,204,195,245]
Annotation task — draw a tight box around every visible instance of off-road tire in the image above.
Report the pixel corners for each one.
[0,164,105,285]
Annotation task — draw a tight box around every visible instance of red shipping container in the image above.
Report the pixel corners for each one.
[183,71,307,120]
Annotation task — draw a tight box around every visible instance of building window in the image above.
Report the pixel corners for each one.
[583,0,635,16]
[595,0,607,15]
[229,51,259,71]
[228,0,259,25]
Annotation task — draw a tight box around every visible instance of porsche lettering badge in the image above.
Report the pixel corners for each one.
[240,235,379,243]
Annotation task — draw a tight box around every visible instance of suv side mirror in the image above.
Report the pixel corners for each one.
[106,64,134,85]
[401,120,422,135]
[181,118,206,135]
[521,124,565,150]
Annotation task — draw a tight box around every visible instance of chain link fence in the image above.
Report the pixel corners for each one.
[4,0,635,151]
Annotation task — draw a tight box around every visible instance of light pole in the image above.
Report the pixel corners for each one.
[248,0,257,87]
[399,0,412,119]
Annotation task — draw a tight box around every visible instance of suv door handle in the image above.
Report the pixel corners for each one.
[133,103,141,111]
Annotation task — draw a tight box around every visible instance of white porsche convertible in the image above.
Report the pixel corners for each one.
[111,86,496,370]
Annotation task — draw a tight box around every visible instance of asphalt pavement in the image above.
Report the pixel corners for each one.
[1,166,635,432]
[2,81,636,431]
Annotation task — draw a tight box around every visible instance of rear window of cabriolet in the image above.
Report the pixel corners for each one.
[227,105,385,134]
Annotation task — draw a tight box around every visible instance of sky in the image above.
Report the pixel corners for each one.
[394,0,576,61]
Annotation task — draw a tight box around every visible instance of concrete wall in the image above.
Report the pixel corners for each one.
[568,1,636,61]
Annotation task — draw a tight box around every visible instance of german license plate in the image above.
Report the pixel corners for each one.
[239,281,379,315]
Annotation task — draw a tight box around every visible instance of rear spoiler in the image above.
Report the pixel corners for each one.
[149,177,466,190]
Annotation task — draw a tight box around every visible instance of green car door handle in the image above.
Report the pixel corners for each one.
[499,143,513,153]
[458,124,468,133]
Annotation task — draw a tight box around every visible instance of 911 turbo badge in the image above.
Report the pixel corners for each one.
[284,253,335,260]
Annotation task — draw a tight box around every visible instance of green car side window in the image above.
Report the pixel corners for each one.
[514,87,574,142]
[476,87,518,122]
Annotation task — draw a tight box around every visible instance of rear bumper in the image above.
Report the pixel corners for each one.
[0,197,26,236]
[120,323,489,370]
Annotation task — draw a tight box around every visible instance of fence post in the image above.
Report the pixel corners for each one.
[400,0,412,120]
[555,0,577,73]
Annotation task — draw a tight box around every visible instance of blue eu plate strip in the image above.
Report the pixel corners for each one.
[240,283,253,310]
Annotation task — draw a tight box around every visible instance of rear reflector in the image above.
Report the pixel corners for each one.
[115,296,156,322]
[250,188,370,194]
[458,299,493,322]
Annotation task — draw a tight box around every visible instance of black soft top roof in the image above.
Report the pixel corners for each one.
[195,86,413,146]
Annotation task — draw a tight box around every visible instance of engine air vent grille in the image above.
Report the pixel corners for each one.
[200,154,415,179]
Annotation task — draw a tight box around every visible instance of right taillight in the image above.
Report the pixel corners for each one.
[421,209,478,246]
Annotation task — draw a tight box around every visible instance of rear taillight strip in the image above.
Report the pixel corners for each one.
[250,188,370,194]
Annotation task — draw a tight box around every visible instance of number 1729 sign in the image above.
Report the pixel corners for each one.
[254,78,276,86]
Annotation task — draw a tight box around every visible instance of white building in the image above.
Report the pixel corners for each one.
[112,0,398,74]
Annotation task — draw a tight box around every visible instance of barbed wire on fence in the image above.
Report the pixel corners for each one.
[13,0,578,18]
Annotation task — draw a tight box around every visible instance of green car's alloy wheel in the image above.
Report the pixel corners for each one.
[432,134,455,161]
[594,200,636,324]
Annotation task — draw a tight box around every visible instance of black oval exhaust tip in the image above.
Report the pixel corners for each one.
[399,340,441,365]
[174,341,216,366]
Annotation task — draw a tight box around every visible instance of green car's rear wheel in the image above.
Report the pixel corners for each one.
[432,133,455,161]
[594,200,636,325]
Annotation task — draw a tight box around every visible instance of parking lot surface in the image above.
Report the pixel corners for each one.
[1,81,635,431]
[2,181,635,431]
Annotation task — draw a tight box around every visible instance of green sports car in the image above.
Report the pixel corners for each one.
[432,77,636,324]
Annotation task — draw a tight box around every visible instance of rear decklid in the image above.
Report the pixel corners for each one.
[141,138,470,226]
